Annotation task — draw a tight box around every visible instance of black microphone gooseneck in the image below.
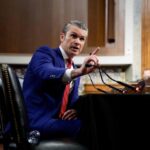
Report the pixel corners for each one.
[101,69,137,92]
[98,69,125,94]
[88,74,110,94]
[86,63,125,94]
[85,63,140,93]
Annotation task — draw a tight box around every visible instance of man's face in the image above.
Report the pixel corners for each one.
[60,25,88,58]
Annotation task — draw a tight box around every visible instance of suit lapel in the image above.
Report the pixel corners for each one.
[54,48,65,68]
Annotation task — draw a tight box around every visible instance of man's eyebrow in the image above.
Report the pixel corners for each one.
[70,32,77,35]
[70,32,86,38]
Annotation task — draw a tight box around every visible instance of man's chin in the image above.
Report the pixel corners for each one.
[71,52,80,57]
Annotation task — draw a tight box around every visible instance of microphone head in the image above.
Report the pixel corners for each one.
[123,80,145,94]
[135,80,145,93]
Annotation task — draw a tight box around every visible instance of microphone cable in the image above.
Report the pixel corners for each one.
[88,73,110,94]
[85,63,145,94]
[101,69,137,92]
[98,68,126,94]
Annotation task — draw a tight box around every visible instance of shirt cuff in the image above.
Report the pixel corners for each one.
[62,68,74,83]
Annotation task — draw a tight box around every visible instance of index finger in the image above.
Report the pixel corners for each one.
[90,47,100,55]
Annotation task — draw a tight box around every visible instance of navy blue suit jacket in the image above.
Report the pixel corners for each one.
[23,46,81,139]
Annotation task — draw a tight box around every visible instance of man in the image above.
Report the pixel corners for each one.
[23,20,99,140]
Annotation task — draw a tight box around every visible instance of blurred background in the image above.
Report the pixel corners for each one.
[0,0,150,94]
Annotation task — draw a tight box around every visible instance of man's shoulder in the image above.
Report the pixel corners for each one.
[36,45,58,53]
[33,45,60,56]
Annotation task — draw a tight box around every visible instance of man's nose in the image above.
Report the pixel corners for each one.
[74,38,81,44]
[75,37,81,43]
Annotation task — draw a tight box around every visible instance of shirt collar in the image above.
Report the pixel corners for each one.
[59,46,68,60]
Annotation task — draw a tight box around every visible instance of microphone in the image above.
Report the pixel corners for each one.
[86,64,125,93]
[98,69,127,94]
[86,63,144,94]
[86,64,125,94]
[101,69,144,93]
[88,73,110,94]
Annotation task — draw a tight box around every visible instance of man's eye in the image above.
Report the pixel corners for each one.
[71,34,77,38]
[80,37,85,41]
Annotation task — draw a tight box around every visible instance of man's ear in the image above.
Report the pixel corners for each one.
[60,32,65,42]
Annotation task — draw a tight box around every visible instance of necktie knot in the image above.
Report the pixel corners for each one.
[66,58,72,68]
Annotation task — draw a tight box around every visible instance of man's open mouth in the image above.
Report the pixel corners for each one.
[71,46,79,51]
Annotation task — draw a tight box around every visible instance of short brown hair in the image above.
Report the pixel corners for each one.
[62,20,88,34]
